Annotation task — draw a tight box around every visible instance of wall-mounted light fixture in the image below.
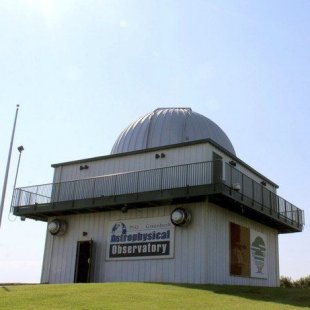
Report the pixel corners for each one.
[261,181,267,186]
[83,231,88,236]
[155,153,166,159]
[48,219,67,236]
[170,208,191,227]
[80,165,89,170]
[232,183,241,191]
[229,160,236,167]
[121,206,128,213]
[17,145,24,153]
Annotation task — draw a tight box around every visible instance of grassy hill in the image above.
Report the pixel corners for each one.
[1,282,309,310]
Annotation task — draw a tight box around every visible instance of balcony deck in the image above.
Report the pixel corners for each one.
[12,161,304,233]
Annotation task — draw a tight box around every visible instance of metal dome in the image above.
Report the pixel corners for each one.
[111,108,236,155]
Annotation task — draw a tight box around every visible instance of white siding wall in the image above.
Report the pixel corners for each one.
[205,202,279,286]
[41,202,279,286]
[53,143,213,183]
[208,145,277,193]
[53,143,277,193]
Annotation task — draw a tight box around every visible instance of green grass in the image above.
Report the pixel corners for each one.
[1,283,309,310]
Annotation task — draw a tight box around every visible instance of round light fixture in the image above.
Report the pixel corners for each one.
[48,219,67,236]
[170,208,191,226]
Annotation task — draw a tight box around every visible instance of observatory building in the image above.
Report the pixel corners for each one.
[13,108,304,287]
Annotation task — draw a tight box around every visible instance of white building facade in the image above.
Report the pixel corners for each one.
[13,108,304,287]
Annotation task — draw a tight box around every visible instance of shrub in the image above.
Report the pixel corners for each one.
[294,275,310,288]
[280,275,310,288]
[280,276,294,288]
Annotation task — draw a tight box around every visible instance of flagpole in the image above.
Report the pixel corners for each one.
[0,105,20,228]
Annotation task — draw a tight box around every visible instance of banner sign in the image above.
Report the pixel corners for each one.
[106,216,174,260]
[230,222,268,279]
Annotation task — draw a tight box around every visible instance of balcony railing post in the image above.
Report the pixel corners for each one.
[35,186,39,204]
[230,164,232,188]
[297,209,300,228]
[186,164,189,186]
[56,182,61,203]
[241,173,244,200]
[136,171,140,195]
[113,175,118,197]
[252,179,254,205]
[17,189,22,207]
[261,185,264,211]
[290,204,294,225]
[208,162,211,184]
[72,181,76,201]
[27,191,32,206]
[92,178,96,199]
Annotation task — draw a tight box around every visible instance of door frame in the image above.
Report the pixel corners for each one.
[212,152,223,184]
[74,240,93,283]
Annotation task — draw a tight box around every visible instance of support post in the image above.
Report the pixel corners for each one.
[0,105,20,227]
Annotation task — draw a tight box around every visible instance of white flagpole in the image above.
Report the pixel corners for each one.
[0,105,20,228]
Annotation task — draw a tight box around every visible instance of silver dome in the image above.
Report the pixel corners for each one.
[111,108,235,155]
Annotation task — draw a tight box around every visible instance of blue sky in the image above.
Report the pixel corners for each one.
[0,0,309,282]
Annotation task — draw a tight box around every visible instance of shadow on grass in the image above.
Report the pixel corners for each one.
[1,286,10,292]
[159,283,310,308]
[0,283,39,293]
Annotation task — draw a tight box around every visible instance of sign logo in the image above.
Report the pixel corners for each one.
[106,216,175,260]
[112,222,127,237]
[250,232,267,278]
[251,236,266,273]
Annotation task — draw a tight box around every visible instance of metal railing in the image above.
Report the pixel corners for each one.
[12,160,304,229]
[225,163,304,230]
[12,161,214,207]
